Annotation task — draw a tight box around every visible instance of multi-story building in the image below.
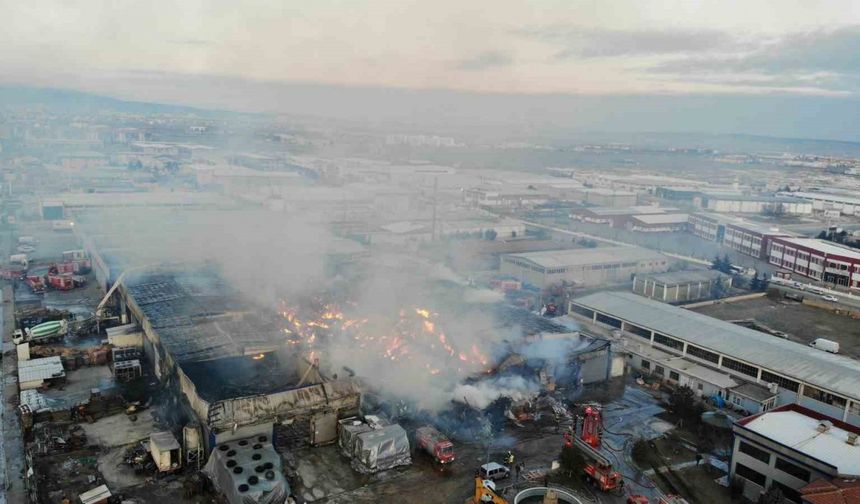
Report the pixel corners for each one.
[768,237,860,288]
[688,213,723,241]
[731,404,860,503]
[688,213,793,259]
[723,221,792,259]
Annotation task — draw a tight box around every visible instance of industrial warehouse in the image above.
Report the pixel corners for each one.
[500,246,670,288]
[569,291,860,425]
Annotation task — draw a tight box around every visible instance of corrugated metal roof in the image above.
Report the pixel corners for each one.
[18,356,64,384]
[637,270,725,286]
[630,213,689,225]
[505,246,665,269]
[573,291,860,400]
[79,484,111,504]
[150,431,180,452]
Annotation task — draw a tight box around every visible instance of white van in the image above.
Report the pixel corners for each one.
[809,338,839,354]
[479,462,510,481]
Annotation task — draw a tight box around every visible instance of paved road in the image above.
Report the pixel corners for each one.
[770,281,860,311]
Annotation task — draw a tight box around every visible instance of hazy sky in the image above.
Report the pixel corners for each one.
[4,0,860,97]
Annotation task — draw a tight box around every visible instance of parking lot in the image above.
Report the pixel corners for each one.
[693,296,860,359]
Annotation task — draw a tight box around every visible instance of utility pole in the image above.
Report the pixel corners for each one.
[431,176,438,241]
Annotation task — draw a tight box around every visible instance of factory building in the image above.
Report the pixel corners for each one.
[768,237,860,288]
[632,270,731,303]
[463,187,549,209]
[569,188,638,208]
[568,206,685,230]
[688,213,793,259]
[627,213,689,233]
[779,190,860,216]
[731,404,860,503]
[655,186,704,201]
[110,270,361,453]
[695,193,813,215]
[688,213,724,242]
[500,247,669,289]
[723,221,792,259]
[568,292,860,426]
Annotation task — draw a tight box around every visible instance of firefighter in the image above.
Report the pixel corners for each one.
[505,450,515,466]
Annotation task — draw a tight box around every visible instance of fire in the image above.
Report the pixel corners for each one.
[279,300,493,379]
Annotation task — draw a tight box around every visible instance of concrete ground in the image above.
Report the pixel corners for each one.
[42,364,115,409]
[692,296,860,359]
[97,445,148,490]
[80,409,158,448]
[283,384,675,504]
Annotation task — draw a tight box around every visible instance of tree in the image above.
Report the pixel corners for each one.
[817,230,829,240]
[710,279,727,299]
[631,438,653,468]
[750,274,762,291]
[669,385,704,427]
[484,229,497,241]
[722,254,732,273]
[711,254,723,271]
[758,486,785,504]
[559,444,586,477]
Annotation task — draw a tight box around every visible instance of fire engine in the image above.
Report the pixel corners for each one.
[563,405,624,494]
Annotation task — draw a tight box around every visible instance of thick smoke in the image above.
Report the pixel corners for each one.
[77,206,557,414]
[453,376,539,410]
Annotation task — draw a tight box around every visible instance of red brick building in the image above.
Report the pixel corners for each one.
[768,237,860,288]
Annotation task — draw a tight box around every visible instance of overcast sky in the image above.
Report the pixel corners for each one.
[3,1,860,138]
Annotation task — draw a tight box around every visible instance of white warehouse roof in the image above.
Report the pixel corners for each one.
[505,246,665,270]
[739,407,860,476]
[775,237,860,261]
[630,213,690,225]
[572,291,860,401]
[18,356,64,384]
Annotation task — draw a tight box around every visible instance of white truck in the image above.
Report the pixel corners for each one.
[809,338,839,354]
[9,254,28,267]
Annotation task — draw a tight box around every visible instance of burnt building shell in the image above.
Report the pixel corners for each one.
[112,270,360,451]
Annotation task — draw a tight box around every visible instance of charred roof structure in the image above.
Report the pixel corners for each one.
[101,267,362,452]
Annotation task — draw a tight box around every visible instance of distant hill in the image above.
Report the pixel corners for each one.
[0,85,226,116]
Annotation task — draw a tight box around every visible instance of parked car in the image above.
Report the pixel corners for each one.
[822,295,839,302]
[479,462,510,481]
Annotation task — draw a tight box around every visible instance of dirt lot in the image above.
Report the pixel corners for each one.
[692,297,860,359]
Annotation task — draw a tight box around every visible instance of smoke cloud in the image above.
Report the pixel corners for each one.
[77,205,551,414]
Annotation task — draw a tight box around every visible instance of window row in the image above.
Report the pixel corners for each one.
[686,344,720,364]
[722,357,759,378]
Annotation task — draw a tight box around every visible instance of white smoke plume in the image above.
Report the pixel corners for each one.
[453,376,540,410]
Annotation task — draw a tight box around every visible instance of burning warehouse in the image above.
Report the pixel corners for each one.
[105,269,362,452]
